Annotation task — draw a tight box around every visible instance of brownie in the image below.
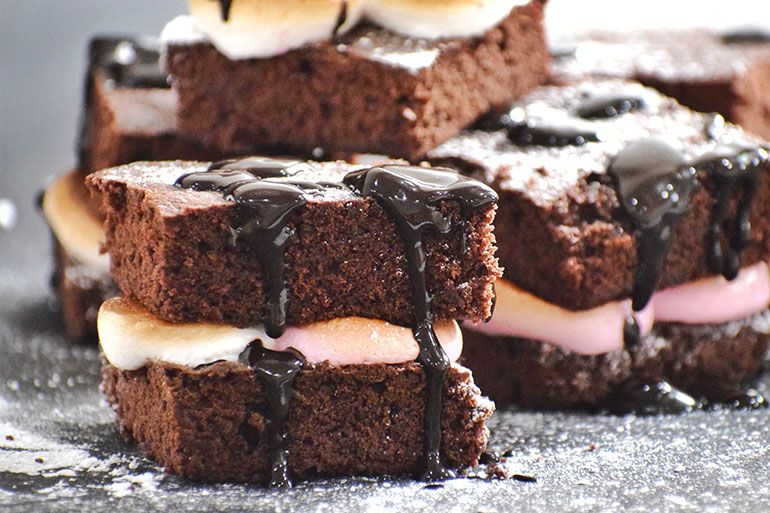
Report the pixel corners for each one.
[461,310,770,408]
[550,29,770,140]
[428,79,770,311]
[78,36,224,176]
[102,359,493,483]
[164,1,550,160]
[87,159,501,328]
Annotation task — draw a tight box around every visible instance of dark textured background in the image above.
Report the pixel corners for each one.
[2,1,770,511]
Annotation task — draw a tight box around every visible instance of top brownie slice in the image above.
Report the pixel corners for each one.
[550,29,770,140]
[78,36,223,176]
[87,159,500,328]
[428,79,770,310]
[163,0,549,160]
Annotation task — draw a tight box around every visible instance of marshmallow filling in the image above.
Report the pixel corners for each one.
[98,297,463,371]
[469,261,770,355]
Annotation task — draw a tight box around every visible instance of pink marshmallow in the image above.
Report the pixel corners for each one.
[265,317,463,365]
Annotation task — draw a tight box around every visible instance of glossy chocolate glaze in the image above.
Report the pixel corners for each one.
[344,165,497,480]
[694,144,769,280]
[239,342,304,488]
[176,157,333,339]
[215,0,234,21]
[475,107,601,147]
[721,28,770,44]
[90,37,168,89]
[609,138,698,311]
[576,92,646,119]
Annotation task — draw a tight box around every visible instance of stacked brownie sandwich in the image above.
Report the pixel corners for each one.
[428,79,770,408]
[75,0,554,485]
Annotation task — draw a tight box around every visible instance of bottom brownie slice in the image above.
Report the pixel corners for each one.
[102,359,493,483]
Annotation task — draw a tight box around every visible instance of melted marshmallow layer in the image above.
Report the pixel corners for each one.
[42,172,109,273]
[98,297,462,370]
[470,261,770,355]
[169,0,526,59]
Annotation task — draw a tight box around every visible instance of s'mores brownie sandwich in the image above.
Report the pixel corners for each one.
[428,79,770,409]
[88,157,500,485]
[161,0,550,160]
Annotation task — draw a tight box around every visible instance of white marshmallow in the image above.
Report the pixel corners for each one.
[98,297,462,370]
[362,0,527,40]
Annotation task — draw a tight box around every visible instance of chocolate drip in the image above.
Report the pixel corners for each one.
[721,28,770,44]
[215,0,234,21]
[333,1,349,37]
[239,343,304,488]
[694,144,768,280]
[176,157,328,338]
[343,165,496,480]
[477,108,600,147]
[609,138,698,311]
[576,93,646,119]
[623,314,640,347]
[93,38,168,89]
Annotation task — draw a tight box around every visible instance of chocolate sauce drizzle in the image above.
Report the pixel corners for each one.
[176,157,327,338]
[693,144,768,280]
[239,343,304,488]
[92,37,168,89]
[576,93,646,119]
[609,138,698,311]
[215,0,234,21]
[476,108,601,147]
[721,28,770,44]
[343,165,497,480]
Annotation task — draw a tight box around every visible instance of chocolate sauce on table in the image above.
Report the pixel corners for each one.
[609,138,698,311]
[344,165,497,480]
[239,343,304,488]
[692,144,768,280]
[576,93,646,119]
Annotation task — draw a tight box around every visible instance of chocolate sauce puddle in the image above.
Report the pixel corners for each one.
[609,137,698,312]
[343,165,496,480]
[692,144,768,280]
[239,343,304,488]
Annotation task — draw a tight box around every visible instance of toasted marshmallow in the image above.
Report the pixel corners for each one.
[184,0,353,59]
[99,297,462,370]
[41,172,109,272]
[362,0,527,40]
[174,0,523,60]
